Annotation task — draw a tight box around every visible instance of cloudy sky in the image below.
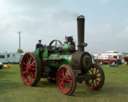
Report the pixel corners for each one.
[0,0,128,53]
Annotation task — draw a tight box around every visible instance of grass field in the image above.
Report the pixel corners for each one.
[0,64,128,102]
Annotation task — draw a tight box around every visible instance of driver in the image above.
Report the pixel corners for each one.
[36,40,43,49]
[65,36,76,52]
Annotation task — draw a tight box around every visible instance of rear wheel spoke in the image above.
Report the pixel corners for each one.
[64,75,72,83]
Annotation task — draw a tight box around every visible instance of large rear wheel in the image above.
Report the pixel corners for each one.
[56,64,76,95]
[85,64,105,90]
[20,52,42,86]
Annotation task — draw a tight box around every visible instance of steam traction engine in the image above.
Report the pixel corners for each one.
[20,15,105,95]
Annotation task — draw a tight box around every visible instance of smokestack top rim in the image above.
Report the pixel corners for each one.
[77,15,85,19]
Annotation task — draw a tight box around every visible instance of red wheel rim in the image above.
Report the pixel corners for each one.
[56,65,76,95]
[20,53,36,86]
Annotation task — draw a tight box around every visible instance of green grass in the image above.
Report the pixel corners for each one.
[0,64,128,102]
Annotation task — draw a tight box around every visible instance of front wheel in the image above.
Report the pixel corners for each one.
[56,64,76,95]
[85,64,105,90]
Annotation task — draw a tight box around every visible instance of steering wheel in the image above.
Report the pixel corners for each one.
[49,40,63,50]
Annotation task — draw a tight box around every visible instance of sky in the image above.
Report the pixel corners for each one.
[0,0,128,53]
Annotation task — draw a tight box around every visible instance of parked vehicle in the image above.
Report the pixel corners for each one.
[0,62,3,69]
[95,51,122,65]
[0,52,23,64]
[123,55,128,64]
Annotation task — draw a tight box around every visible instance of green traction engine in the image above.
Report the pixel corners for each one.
[20,15,105,95]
